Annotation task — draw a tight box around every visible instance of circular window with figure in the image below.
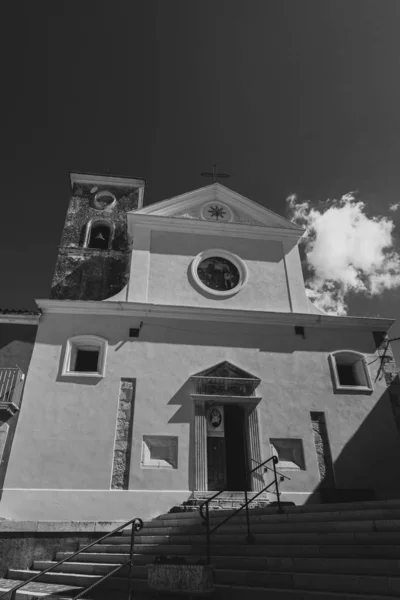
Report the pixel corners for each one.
[191,249,248,297]
[198,257,240,291]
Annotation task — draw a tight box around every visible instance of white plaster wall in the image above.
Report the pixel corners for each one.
[146,231,292,311]
[2,312,400,520]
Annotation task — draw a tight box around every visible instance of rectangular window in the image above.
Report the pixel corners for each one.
[329,352,372,393]
[75,349,99,372]
[336,363,357,386]
[62,335,108,378]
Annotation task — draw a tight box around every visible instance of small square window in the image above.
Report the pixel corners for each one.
[337,363,357,386]
[62,335,107,378]
[141,435,178,469]
[270,438,305,470]
[330,351,372,393]
[74,349,99,372]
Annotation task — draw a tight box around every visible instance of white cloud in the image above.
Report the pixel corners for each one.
[389,202,400,212]
[287,193,400,315]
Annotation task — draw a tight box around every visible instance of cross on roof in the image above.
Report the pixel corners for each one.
[200,164,230,183]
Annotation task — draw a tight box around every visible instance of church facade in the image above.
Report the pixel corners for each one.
[2,172,400,522]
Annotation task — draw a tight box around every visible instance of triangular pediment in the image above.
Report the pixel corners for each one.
[191,360,260,381]
[133,183,302,232]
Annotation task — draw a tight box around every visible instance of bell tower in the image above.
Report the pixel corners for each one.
[50,172,145,301]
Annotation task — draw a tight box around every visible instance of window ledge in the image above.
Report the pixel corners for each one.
[141,464,175,469]
[334,384,372,394]
[61,370,104,378]
[275,464,301,471]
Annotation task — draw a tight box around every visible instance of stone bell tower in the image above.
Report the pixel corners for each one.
[50,172,145,301]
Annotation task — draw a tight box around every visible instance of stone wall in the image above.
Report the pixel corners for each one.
[310,412,335,489]
[373,331,400,386]
[111,378,136,490]
[0,521,123,577]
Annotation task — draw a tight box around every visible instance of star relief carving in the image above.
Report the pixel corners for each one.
[202,201,232,222]
[207,204,226,220]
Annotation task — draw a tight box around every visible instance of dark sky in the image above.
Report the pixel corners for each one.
[2,1,400,357]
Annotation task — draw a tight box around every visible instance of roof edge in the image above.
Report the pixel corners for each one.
[35,299,395,332]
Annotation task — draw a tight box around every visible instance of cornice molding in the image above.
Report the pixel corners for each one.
[127,214,302,241]
[70,172,145,188]
[0,314,40,325]
[190,394,262,404]
[69,173,145,209]
[35,299,395,332]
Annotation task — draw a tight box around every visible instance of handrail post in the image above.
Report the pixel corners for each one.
[272,456,284,514]
[127,521,135,600]
[127,518,142,600]
[244,488,254,543]
[206,502,210,565]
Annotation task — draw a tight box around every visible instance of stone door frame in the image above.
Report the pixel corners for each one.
[192,396,264,492]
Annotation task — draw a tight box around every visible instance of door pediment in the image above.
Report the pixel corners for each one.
[191,361,261,396]
[192,360,260,381]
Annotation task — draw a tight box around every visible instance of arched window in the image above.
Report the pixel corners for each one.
[86,220,113,250]
[329,350,372,393]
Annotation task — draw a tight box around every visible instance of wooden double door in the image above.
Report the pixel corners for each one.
[207,404,250,491]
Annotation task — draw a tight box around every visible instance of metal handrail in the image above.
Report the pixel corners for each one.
[199,453,283,518]
[2,517,143,600]
[251,457,291,483]
[199,455,284,564]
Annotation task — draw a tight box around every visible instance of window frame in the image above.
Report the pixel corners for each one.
[62,335,108,378]
[190,248,248,297]
[329,350,373,393]
[93,190,117,210]
[270,438,306,471]
[140,435,178,469]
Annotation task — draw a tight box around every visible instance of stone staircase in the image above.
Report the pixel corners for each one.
[3,499,400,598]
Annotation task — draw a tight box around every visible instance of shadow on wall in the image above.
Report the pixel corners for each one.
[119,321,379,355]
[50,254,129,301]
[306,374,400,504]
[166,381,196,491]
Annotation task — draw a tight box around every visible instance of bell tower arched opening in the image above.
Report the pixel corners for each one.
[87,220,112,250]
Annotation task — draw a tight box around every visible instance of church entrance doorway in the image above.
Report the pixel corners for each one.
[207,404,250,491]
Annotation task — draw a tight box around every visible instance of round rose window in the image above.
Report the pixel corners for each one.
[197,256,240,291]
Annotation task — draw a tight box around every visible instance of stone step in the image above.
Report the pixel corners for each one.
[6,571,153,596]
[0,577,84,599]
[124,518,400,537]
[215,583,400,600]
[156,499,400,521]
[143,508,400,531]
[142,510,400,536]
[7,569,102,588]
[56,551,133,564]
[82,542,400,558]
[1,577,399,600]
[55,553,400,576]
[105,531,400,546]
[14,567,400,599]
[33,560,147,579]
[215,569,400,596]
